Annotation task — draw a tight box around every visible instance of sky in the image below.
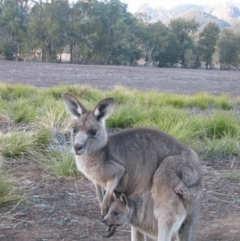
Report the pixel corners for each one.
[122,0,240,13]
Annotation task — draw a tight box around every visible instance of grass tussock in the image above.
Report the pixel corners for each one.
[0,83,38,101]
[0,98,36,123]
[35,149,80,177]
[108,103,146,129]
[109,86,139,105]
[186,92,232,110]
[137,91,232,110]
[0,171,21,208]
[195,136,240,158]
[134,106,200,144]
[0,82,240,179]
[199,112,240,139]
[36,99,72,132]
[0,128,51,158]
[236,97,240,105]
[44,85,104,103]
[226,170,240,181]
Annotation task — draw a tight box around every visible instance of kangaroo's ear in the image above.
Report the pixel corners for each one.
[93,98,114,121]
[120,193,129,208]
[62,93,87,118]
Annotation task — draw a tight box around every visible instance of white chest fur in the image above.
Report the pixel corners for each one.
[75,154,106,187]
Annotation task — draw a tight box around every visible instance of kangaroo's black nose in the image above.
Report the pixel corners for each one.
[74,144,83,152]
[102,219,107,224]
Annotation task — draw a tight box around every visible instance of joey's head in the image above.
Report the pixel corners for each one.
[63,93,114,155]
[102,194,132,227]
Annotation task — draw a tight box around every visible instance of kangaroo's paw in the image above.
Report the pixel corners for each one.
[103,225,117,238]
[101,202,109,217]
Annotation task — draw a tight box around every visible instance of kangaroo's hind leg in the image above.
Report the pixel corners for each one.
[152,185,186,241]
[178,199,202,241]
[155,207,186,241]
[131,226,146,241]
[152,158,187,241]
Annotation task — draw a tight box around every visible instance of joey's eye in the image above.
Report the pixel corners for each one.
[112,211,118,216]
[72,127,77,134]
[88,130,97,137]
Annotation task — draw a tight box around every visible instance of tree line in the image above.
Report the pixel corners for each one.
[0,0,240,70]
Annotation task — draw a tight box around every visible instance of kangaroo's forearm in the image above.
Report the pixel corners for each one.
[95,184,104,205]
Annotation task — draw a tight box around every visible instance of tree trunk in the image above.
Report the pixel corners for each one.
[70,43,73,64]
[42,49,46,62]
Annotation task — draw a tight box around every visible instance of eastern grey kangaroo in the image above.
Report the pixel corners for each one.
[62,93,203,241]
[103,166,201,241]
[103,192,158,241]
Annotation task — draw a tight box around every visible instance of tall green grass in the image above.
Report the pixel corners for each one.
[35,149,79,177]
[0,98,36,123]
[194,136,240,158]
[226,170,240,181]
[108,86,139,105]
[186,92,232,110]
[139,106,201,144]
[0,82,239,210]
[44,85,104,102]
[0,83,38,101]
[36,98,72,132]
[0,82,239,182]
[200,111,240,139]
[137,91,232,110]
[0,128,52,158]
[2,82,240,211]
[108,103,147,128]
[0,171,20,208]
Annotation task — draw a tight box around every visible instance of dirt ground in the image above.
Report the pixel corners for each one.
[0,60,240,96]
[0,60,240,241]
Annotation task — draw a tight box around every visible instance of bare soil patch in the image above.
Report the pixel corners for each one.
[0,61,240,241]
[0,60,240,96]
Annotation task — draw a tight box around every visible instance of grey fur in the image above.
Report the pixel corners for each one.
[62,93,204,241]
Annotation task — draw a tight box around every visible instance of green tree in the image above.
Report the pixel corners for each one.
[64,1,89,64]
[152,18,198,68]
[109,12,144,65]
[168,18,199,67]
[51,0,70,62]
[84,0,137,65]
[198,22,220,69]
[154,29,179,67]
[141,21,168,66]
[218,29,240,70]
[124,15,143,65]
[0,0,30,60]
[27,0,68,62]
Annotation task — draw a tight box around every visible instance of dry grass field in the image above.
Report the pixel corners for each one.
[0,60,240,96]
[0,60,240,241]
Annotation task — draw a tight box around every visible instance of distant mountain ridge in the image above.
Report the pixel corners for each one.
[169,4,204,16]
[205,3,240,22]
[136,2,240,29]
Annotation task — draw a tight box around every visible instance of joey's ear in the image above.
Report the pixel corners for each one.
[62,93,87,118]
[93,98,114,121]
[111,192,117,201]
[120,193,129,208]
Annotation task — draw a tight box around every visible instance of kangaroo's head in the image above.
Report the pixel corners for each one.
[102,194,131,226]
[63,93,114,155]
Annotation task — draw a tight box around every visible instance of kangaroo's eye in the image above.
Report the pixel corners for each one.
[88,130,97,137]
[72,127,77,134]
[112,211,118,216]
